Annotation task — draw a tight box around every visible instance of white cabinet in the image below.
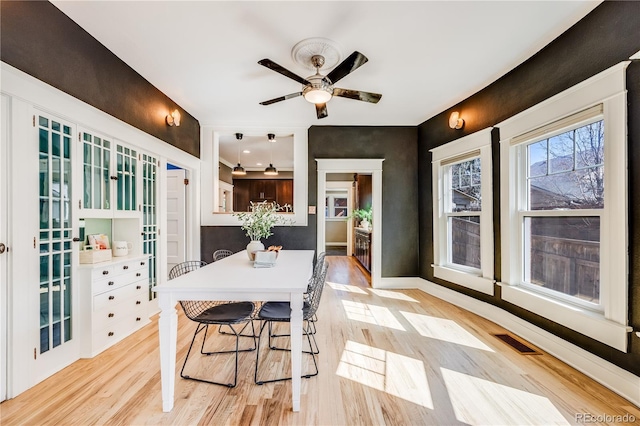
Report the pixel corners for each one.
[78,128,140,218]
[78,254,150,358]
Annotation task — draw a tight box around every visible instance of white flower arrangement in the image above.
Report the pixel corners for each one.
[233,201,294,241]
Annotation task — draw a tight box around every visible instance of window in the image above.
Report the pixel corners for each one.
[431,128,494,295]
[519,115,604,309]
[326,190,349,219]
[499,62,630,351]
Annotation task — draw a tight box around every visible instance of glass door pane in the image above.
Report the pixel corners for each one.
[116,145,137,211]
[142,154,158,300]
[81,132,111,210]
[38,115,73,354]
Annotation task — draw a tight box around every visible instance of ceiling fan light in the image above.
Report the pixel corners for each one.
[232,163,246,175]
[264,164,278,176]
[303,88,332,104]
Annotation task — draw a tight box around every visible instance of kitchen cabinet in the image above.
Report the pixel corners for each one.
[79,129,139,218]
[354,228,371,273]
[78,255,150,358]
[233,179,293,211]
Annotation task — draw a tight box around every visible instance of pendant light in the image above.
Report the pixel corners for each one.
[231,133,246,175]
[264,133,278,176]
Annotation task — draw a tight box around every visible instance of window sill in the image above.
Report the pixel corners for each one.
[433,265,494,295]
[499,283,631,352]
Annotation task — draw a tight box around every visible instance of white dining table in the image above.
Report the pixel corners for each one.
[153,249,315,412]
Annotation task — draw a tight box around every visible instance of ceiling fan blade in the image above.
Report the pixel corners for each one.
[258,59,311,85]
[259,92,302,106]
[326,51,369,84]
[333,88,382,104]
[315,103,328,119]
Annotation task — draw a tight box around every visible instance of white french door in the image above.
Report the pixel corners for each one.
[31,111,79,381]
[166,168,186,274]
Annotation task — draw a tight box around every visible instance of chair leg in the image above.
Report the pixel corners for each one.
[201,322,256,355]
[254,320,318,385]
[267,320,319,355]
[181,321,253,388]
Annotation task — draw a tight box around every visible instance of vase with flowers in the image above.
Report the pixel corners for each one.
[233,201,294,260]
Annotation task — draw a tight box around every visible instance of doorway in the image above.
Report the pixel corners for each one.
[324,179,354,257]
[166,165,187,275]
[317,159,384,287]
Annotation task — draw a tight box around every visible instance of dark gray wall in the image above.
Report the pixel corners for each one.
[202,126,420,277]
[418,0,640,376]
[0,1,200,157]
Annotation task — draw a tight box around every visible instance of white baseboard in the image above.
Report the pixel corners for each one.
[378,277,640,407]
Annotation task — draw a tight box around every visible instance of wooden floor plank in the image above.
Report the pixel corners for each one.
[1,256,637,425]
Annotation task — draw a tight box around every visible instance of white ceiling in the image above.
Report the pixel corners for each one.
[51,1,601,130]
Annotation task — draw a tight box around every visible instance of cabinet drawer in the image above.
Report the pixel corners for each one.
[93,270,147,295]
[93,279,147,311]
[93,315,146,353]
[91,265,116,281]
[114,259,148,274]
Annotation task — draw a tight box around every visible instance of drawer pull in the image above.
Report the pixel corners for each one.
[136,285,141,290]
[123,265,129,270]
[136,300,141,305]
[136,273,141,277]
[140,261,146,266]
[136,317,141,321]
[109,296,115,300]
[108,332,114,337]
[102,270,109,275]
[108,313,114,318]
[108,281,114,286]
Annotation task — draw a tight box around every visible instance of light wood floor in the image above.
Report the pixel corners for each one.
[1,256,638,425]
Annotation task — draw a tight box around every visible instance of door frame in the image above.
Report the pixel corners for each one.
[316,159,384,287]
[1,94,9,402]
[165,166,187,275]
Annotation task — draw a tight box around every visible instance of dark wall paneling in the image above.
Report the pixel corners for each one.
[0,1,200,157]
[418,1,640,375]
[202,125,420,278]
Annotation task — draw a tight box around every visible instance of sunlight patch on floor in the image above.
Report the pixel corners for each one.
[400,311,494,352]
[327,281,368,294]
[369,289,418,302]
[342,300,406,331]
[441,368,570,425]
[336,340,434,408]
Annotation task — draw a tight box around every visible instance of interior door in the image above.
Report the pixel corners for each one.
[166,168,186,274]
[32,111,79,382]
[1,94,9,402]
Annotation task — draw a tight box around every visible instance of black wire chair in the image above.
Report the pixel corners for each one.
[169,261,256,388]
[268,252,325,342]
[254,260,329,385]
[213,249,233,262]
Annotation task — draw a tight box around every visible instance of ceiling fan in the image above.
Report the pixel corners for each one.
[258,51,382,119]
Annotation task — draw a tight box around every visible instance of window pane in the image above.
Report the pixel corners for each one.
[527,120,604,210]
[524,216,600,304]
[449,216,480,269]
[449,158,481,212]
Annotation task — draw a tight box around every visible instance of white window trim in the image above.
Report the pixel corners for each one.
[498,61,631,352]
[431,128,494,295]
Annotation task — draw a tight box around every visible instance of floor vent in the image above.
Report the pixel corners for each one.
[493,333,540,355]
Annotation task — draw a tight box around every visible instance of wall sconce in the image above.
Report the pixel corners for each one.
[268,133,276,143]
[449,111,464,129]
[166,109,181,127]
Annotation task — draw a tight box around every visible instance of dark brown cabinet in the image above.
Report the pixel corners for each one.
[354,228,371,272]
[233,179,293,211]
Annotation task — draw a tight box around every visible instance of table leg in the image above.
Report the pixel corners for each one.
[290,292,303,412]
[158,294,178,412]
